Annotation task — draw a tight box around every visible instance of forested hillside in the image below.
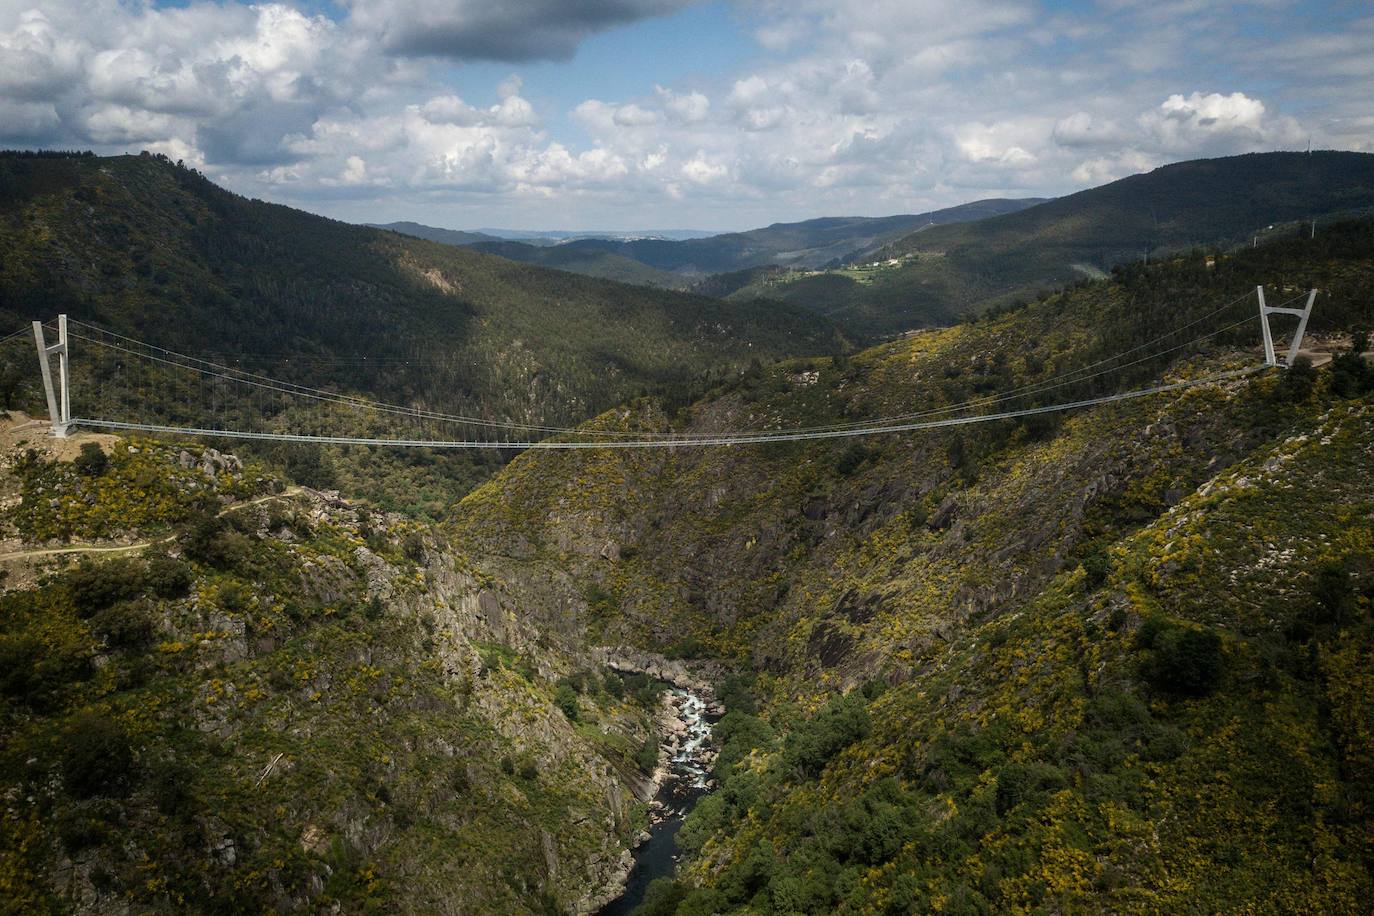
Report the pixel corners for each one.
[0,152,845,514]
[394,200,1041,287]
[741,151,1374,339]
[1,192,1371,914]
[446,221,1374,913]
[462,239,692,290]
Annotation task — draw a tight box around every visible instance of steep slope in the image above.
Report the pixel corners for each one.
[753,151,1374,338]
[0,430,672,914]
[0,152,845,513]
[445,222,1374,912]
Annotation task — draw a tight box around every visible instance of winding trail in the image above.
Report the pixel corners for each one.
[0,487,303,563]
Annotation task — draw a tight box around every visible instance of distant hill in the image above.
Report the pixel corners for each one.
[749,151,1374,338]
[463,239,693,289]
[610,199,1045,275]
[368,221,502,246]
[474,227,715,242]
[379,200,1043,289]
[0,152,846,514]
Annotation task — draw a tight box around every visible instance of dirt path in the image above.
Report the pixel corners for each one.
[0,487,303,564]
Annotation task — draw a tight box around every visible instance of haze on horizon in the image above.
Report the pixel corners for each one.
[2,0,1371,232]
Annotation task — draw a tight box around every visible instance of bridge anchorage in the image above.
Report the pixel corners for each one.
[24,286,1318,446]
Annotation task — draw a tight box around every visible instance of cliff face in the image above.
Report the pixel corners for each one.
[442,229,1374,911]
[0,431,660,914]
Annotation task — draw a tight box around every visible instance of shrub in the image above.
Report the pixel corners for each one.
[217,581,249,612]
[636,879,689,916]
[836,443,871,476]
[62,713,135,798]
[553,684,580,721]
[66,559,146,617]
[714,711,774,778]
[402,531,426,563]
[1275,355,1316,401]
[782,692,871,777]
[91,600,156,649]
[1080,545,1112,588]
[1311,558,1359,627]
[57,810,109,851]
[995,761,1068,815]
[73,442,109,477]
[634,737,659,773]
[1139,619,1223,696]
[718,673,758,716]
[149,759,193,815]
[143,555,192,599]
[0,632,91,706]
[1329,351,1374,398]
[603,672,625,699]
[182,515,251,569]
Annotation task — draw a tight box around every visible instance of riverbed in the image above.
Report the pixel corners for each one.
[598,688,715,915]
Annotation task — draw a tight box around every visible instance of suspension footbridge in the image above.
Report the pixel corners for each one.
[11,286,1317,451]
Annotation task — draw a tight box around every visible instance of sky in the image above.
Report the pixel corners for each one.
[1,0,1372,231]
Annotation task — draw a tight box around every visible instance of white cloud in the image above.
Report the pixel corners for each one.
[0,9,84,101]
[681,154,728,184]
[82,104,181,144]
[655,86,709,124]
[1140,91,1302,152]
[0,0,1368,228]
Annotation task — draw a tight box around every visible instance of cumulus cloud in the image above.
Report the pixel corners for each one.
[0,0,1367,227]
[0,9,84,101]
[1141,91,1301,152]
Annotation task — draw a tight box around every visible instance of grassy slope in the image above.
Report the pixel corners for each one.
[751,151,1374,339]
[0,438,662,913]
[447,223,1374,912]
[0,153,844,514]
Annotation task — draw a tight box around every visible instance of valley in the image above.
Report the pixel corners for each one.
[4,0,1374,911]
[0,153,1371,915]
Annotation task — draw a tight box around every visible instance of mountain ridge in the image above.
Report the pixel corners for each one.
[0,151,846,514]
[376,199,1045,287]
[739,150,1374,339]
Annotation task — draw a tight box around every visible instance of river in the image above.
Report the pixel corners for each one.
[598,687,715,915]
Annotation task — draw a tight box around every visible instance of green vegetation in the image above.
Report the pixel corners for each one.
[742,151,1374,339]
[431,200,1041,285]
[448,219,1374,914]
[465,239,693,290]
[0,443,661,913]
[3,153,1374,914]
[0,151,845,515]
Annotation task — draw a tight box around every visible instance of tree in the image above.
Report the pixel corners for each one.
[1139,620,1223,697]
[782,692,871,777]
[1276,355,1315,402]
[553,683,580,722]
[73,442,109,477]
[62,713,135,798]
